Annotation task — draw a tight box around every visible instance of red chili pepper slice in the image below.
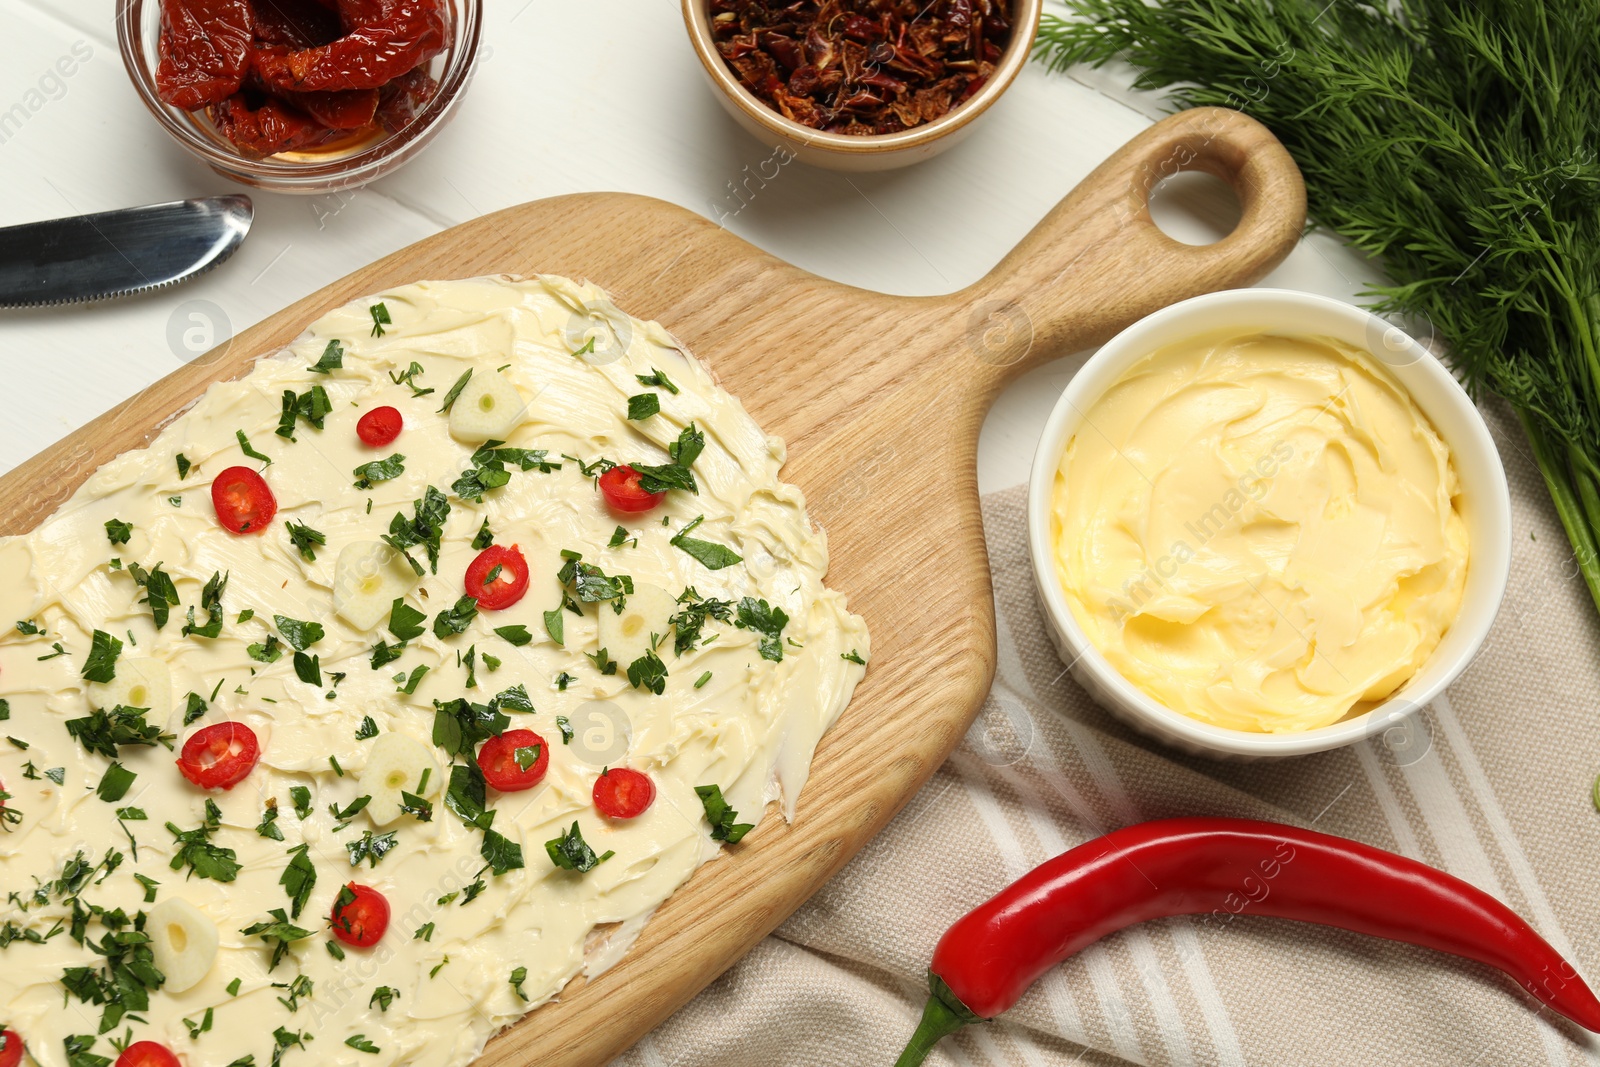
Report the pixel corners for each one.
[895,818,1600,1065]
[477,729,548,793]
[156,0,255,110]
[593,767,655,820]
[0,1030,23,1067]
[176,721,261,791]
[253,0,449,94]
[599,464,665,514]
[114,1041,181,1067]
[210,465,278,534]
[330,882,390,947]
[464,545,529,611]
[356,404,404,446]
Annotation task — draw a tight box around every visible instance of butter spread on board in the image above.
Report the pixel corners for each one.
[1051,331,1466,733]
[0,275,867,1067]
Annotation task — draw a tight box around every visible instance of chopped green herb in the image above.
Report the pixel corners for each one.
[495,624,533,646]
[242,909,313,972]
[227,977,243,996]
[37,642,68,661]
[256,799,284,841]
[182,570,230,640]
[389,361,433,397]
[134,872,159,903]
[248,634,284,664]
[353,453,406,490]
[289,786,312,819]
[326,940,345,960]
[105,519,133,545]
[126,562,181,630]
[44,766,65,785]
[236,429,272,466]
[167,800,242,881]
[636,368,680,394]
[432,596,479,639]
[176,454,192,479]
[307,339,344,374]
[369,302,391,337]
[414,922,435,942]
[545,821,613,873]
[355,716,379,740]
[626,393,660,420]
[509,966,530,1001]
[696,784,754,843]
[95,763,137,803]
[556,672,575,691]
[556,715,573,742]
[184,1006,214,1039]
[382,487,451,576]
[437,368,473,413]
[346,830,398,868]
[398,664,430,695]
[842,649,867,665]
[669,589,734,655]
[328,755,344,777]
[472,518,494,549]
[67,706,174,759]
[276,385,332,440]
[370,986,400,1011]
[293,651,322,687]
[695,670,713,689]
[274,615,324,652]
[346,1035,380,1055]
[735,596,790,662]
[586,647,617,676]
[670,516,743,571]
[285,522,326,562]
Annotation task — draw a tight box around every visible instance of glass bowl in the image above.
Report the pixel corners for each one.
[117,0,482,195]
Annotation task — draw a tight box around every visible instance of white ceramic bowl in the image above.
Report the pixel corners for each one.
[1027,288,1512,760]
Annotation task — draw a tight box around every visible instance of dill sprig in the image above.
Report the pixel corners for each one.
[1037,0,1600,609]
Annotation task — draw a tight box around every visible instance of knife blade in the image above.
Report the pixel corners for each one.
[0,195,253,309]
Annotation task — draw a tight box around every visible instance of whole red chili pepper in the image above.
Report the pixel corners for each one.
[895,818,1600,1064]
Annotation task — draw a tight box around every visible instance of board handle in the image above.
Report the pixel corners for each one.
[962,107,1306,380]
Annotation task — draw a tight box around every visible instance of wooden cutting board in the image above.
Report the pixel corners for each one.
[0,107,1304,1065]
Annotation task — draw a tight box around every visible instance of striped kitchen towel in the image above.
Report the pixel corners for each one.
[615,396,1600,1067]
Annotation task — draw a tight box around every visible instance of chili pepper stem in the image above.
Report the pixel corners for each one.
[893,995,970,1067]
[895,976,984,1066]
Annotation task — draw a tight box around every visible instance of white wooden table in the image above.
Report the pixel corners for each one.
[0,0,1379,491]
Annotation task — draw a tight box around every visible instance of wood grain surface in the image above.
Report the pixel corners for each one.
[0,108,1306,1065]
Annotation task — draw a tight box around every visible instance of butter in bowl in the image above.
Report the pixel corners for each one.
[1027,289,1511,759]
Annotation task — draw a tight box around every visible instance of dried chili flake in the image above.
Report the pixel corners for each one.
[710,0,1012,135]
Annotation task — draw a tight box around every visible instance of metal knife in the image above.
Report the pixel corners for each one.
[0,195,253,309]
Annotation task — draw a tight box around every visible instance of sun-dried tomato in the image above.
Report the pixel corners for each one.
[711,0,1012,135]
[374,65,439,132]
[156,0,255,110]
[285,86,381,129]
[253,0,449,94]
[250,0,343,49]
[212,92,334,157]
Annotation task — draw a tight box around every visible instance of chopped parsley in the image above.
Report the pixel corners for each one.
[248,634,284,664]
[387,598,427,642]
[696,784,754,843]
[556,715,574,743]
[510,966,530,1001]
[670,516,743,571]
[669,589,734,655]
[353,453,406,490]
[276,385,332,440]
[95,763,137,803]
[632,423,706,494]
[346,1035,380,1055]
[382,486,451,576]
[307,339,344,374]
[285,522,326,562]
[389,361,432,397]
[167,800,242,882]
[181,570,229,639]
[556,550,633,606]
[236,430,273,467]
[256,799,284,841]
[626,393,660,420]
[355,715,379,740]
[496,623,533,646]
[369,302,391,337]
[636,368,680,394]
[626,651,667,694]
[432,596,479,639]
[545,821,613,873]
[842,649,867,665]
[346,830,398,868]
[242,910,313,973]
[433,699,509,759]
[105,518,133,545]
[437,368,473,412]
[735,597,790,662]
[183,692,209,726]
[127,562,181,630]
[289,786,312,819]
[370,986,400,1012]
[452,441,559,502]
[66,706,174,759]
[472,518,494,549]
